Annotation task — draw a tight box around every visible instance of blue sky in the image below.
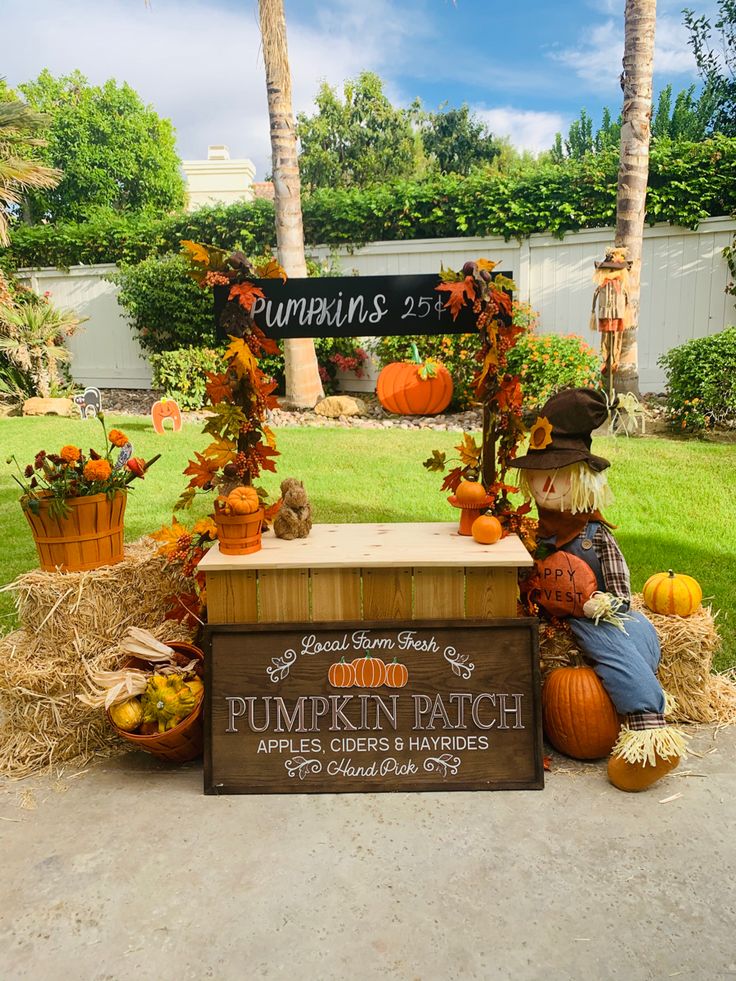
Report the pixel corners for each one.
[5,0,708,177]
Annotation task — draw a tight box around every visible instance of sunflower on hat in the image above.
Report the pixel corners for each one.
[528,416,553,451]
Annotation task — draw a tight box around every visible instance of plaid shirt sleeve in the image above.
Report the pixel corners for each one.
[591,525,631,605]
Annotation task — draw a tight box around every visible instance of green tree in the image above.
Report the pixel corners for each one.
[684,0,736,135]
[651,84,712,141]
[297,72,422,190]
[19,69,185,221]
[419,103,500,175]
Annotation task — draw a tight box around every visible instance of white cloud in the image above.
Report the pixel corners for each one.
[2,0,422,179]
[473,107,568,155]
[550,12,699,90]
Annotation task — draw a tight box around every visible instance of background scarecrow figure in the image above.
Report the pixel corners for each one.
[513,387,687,792]
[590,247,632,382]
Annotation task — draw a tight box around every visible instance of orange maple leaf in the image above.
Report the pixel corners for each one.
[183,452,220,489]
[253,441,279,473]
[436,276,477,320]
[192,516,218,539]
[205,371,232,405]
[495,376,523,412]
[225,335,257,377]
[264,499,283,523]
[456,432,481,468]
[476,258,498,273]
[255,258,287,282]
[202,435,236,468]
[229,281,265,312]
[180,240,211,265]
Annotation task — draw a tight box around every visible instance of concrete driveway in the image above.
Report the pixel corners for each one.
[1,726,734,981]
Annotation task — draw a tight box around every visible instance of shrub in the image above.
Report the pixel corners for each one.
[111,254,215,355]
[659,326,736,431]
[149,347,226,410]
[505,333,599,409]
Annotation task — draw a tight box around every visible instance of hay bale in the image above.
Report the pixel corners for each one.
[538,596,736,726]
[0,539,197,778]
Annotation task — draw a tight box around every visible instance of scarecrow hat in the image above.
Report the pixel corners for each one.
[512,387,612,472]
[594,246,632,271]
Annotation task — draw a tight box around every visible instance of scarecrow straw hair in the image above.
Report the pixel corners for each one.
[517,463,614,514]
[0,538,196,778]
[539,597,736,726]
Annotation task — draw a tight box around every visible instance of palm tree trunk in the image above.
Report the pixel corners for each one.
[614,0,657,397]
[258,0,324,408]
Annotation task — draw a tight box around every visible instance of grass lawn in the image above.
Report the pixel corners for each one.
[1,415,735,670]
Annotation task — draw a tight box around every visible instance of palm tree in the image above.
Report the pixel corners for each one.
[258,0,324,408]
[613,0,657,396]
[0,95,61,245]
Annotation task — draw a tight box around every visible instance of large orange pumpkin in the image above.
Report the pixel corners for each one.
[542,664,621,760]
[352,655,386,688]
[377,343,453,415]
[642,569,702,617]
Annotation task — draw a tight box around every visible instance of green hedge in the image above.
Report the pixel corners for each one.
[4,137,736,270]
[659,326,736,431]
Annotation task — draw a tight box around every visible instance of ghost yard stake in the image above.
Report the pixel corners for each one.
[423,259,531,530]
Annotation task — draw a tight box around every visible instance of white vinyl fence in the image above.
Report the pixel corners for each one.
[19,216,736,392]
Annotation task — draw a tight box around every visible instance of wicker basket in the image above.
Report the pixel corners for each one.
[214,506,264,555]
[23,491,126,572]
[107,640,205,764]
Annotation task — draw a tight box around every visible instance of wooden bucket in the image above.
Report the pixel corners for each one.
[214,507,264,555]
[23,491,127,572]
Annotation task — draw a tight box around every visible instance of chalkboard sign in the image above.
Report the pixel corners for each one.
[204,618,543,795]
[214,272,512,340]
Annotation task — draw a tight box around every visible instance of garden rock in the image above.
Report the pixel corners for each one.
[314,395,365,418]
[22,397,74,417]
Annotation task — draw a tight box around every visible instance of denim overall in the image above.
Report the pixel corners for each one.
[542,522,666,716]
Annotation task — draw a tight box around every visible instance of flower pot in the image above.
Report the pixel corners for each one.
[23,491,127,572]
[107,641,205,764]
[214,506,264,555]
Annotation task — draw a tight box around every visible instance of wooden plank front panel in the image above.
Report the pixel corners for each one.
[465,568,518,618]
[362,568,412,620]
[206,571,258,624]
[258,569,310,622]
[311,568,362,621]
[414,568,465,619]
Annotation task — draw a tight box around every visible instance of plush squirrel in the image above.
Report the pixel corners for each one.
[273,478,312,540]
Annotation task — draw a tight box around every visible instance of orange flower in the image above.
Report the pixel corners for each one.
[109,429,129,447]
[60,445,81,464]
[83,458,112,482]
[125,457,146,478]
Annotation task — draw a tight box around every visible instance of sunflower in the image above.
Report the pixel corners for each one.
[528,415,553,451]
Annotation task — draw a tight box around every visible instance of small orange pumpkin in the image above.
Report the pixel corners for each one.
[642,569,702,617]
[352,655,386,688]
[542,664,621,760]
[471,514,502,544]
[377,343,453,416]
[384,659,409,688]
[455,480,487,505]
[227,485,260,515]
[328,658,355,688]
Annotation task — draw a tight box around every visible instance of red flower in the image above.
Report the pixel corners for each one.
[126,457,147,479]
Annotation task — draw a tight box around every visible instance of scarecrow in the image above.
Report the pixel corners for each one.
[590,246,632,383]
[513,387,687,791]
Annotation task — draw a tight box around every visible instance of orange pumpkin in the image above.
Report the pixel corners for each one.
[151,398,182,435]
[227,485,260,515]
[542,664,621,760]
[328,658,356,688]
[384,659,409,688]
[377,343,453,415]
[642,569,702,617]
[455,480,487,505]
[471,514,502,545]
[352,655,386,688]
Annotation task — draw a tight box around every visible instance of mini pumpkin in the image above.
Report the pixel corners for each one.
[109,697,143,733]
[328,658,356,688]
[642,569,702,617]
[471,514,503,545]
[542,664,621,760]
[455,480,487,505]
[352,655,386,688]
[227,485,260,515]
[384,659,409,688]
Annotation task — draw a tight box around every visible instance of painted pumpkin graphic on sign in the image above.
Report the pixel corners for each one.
[351,655,386,688]
[328,658,356,688]
[151,398,182,434]
[384,659,409,688]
